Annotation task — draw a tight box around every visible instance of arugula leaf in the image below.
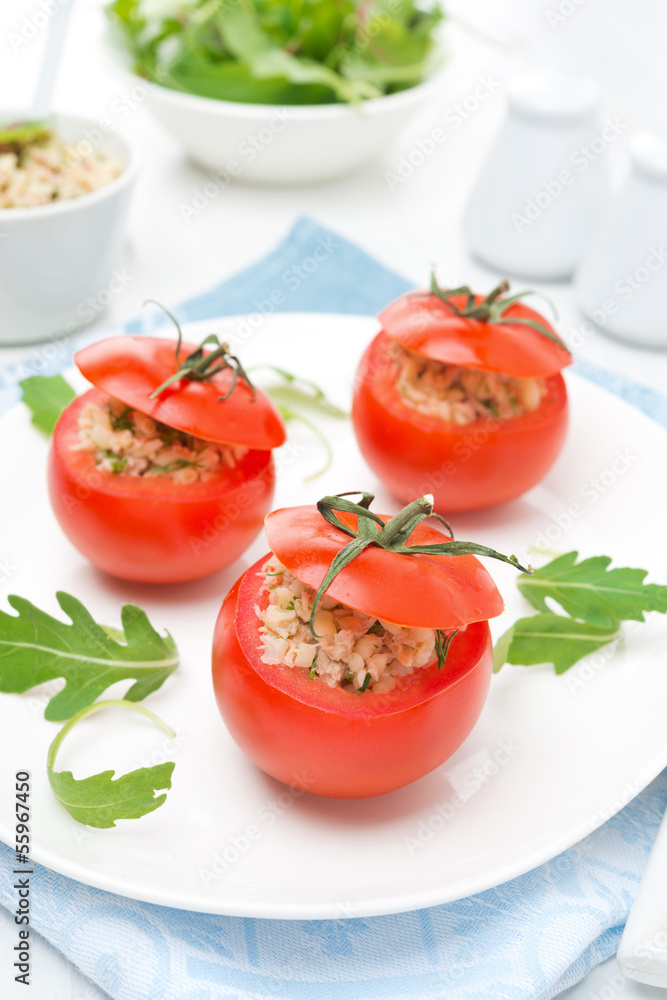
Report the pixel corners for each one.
[47,699,175,827]
[518,551,667,628]
[0,592,179,721]
[492,623,515,674]
[277,405,334,481]
[257,366,348,419]
[254,365,347,481]
[495,551,667,675]
[19,374,76,435]
[493,614,620,675]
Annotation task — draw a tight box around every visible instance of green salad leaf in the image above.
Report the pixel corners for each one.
[0,120,51,144]
[518,551,667,629]
[106,0,445,105]
[0,120,52,157]
[0,592,179,721]
[19,374,76,436]
[493,614,621,675]
[213,2,378,103]
[494,551,667,674]
[47,700,176,827]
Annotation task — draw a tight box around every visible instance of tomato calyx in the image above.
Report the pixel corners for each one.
[145,301,257,403]
[416,273,567,351]
[308,491,532,637]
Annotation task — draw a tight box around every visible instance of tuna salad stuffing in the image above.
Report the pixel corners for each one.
[394,343,545,424]
[76,396,247,482]
[0,126,121,209]
[259,556,459,693]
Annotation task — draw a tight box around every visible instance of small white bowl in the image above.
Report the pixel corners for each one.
[106,37,449,184]
[0,112,139,346]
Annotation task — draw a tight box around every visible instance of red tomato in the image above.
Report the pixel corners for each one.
[75,336,286,450]
[379,288,572,377]
[49,390,276,583]
[213,559,492,799]
[212,501,503,798]
[352,286,571,513]
[48,335,286,583]
[265,504,504,628]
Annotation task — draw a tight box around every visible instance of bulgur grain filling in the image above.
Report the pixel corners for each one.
[394,343,546,424]
[259,555,460,694]
[76,396,247,483]
[0,128,122,209]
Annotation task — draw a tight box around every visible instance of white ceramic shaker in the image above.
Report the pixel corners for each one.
[463,71,610,280]
[575,131,667,348]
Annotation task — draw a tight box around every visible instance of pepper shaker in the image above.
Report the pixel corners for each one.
[575,131,667,348]
[463,71,610,280]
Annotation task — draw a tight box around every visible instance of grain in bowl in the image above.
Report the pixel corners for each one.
[0,122,122,209]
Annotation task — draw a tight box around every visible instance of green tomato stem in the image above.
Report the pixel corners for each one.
[425,272,568,350]
[307,491,532,637]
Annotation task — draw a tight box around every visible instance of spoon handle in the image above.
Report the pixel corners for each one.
[31,1,75,120]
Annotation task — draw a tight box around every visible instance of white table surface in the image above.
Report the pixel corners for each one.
[1,1,667,997]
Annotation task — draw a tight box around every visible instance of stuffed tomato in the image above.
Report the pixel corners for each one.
[212,491,526,798]
[48,327,286,583]
[352,278,572,513]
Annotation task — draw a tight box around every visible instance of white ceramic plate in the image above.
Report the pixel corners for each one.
[1,313,666,920]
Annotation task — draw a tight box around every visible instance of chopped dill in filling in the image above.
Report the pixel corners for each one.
[394,343,546,424]
[259,556,460,694]
[75,396,247,482]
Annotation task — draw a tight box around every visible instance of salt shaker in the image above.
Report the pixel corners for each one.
[463,71,610,280]
[575,131,667,348]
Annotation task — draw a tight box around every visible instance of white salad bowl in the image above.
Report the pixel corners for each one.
[105,36,451,185]
[0,112,139,346]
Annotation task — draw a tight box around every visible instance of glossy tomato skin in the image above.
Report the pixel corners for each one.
[212,556,493,798]
[265,505,503,629]
[49,389,275,583]
[352,331,569,513]
[75,336,286,451]
[379,289,572,376]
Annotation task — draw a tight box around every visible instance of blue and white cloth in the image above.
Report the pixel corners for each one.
[1,217,666,1000]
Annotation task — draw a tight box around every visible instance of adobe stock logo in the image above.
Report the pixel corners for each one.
[528,447,639,558]
[384,75,500,190]
[511,117,628,233]
[403,739,521,855]
[545,0,589,28]
[8,0,72,51]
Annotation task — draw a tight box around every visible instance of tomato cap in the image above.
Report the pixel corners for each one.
[75,335,286,450]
